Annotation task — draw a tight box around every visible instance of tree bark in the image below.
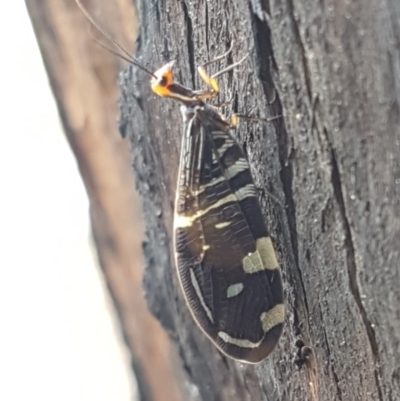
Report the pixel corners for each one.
[120,0,400,400]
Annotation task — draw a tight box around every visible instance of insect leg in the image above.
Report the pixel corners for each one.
[193,39,249,100]
[197,52,250,90]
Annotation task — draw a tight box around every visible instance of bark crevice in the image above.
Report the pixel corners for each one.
[331,149,384,401]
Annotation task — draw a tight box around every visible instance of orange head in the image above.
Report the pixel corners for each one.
[151,61,175,97]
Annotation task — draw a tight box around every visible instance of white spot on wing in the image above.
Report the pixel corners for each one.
[218,331,262,349]
[235,183,257,200]
[260,304,285,333]
[226,283,244,298]
[175,193,237,228]
[224,159,249,179]
[243,237,279,273]
[189,268,214,323]
[215,138,235,157]
[215,221,231,229]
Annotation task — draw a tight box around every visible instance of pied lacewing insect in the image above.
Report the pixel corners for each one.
[76,0,284,363]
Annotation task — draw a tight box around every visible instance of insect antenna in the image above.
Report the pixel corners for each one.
[75,0,156,78]
[200,42,235,68]
[198,41,249,80]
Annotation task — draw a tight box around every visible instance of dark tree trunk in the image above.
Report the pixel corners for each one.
[120,0,400,400]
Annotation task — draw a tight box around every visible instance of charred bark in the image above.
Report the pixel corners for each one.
[120,0,400,400]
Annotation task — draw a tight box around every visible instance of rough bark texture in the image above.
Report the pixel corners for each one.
[120,0,400,400]
[25,1,183,401]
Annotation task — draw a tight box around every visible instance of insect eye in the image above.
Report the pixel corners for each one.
[159,76,168,87]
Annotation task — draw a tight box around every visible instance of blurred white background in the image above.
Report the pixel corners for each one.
[0,3,135,400]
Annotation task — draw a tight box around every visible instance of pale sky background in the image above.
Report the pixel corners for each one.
[0,3,136,400]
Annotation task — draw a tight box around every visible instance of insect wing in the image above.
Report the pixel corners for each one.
[174,109,284,363]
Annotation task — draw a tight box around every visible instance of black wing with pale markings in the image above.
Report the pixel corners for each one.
[74,0,283,364]
[174,105,284,363]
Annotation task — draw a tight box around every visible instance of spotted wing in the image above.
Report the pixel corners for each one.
[174,108,284,363]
